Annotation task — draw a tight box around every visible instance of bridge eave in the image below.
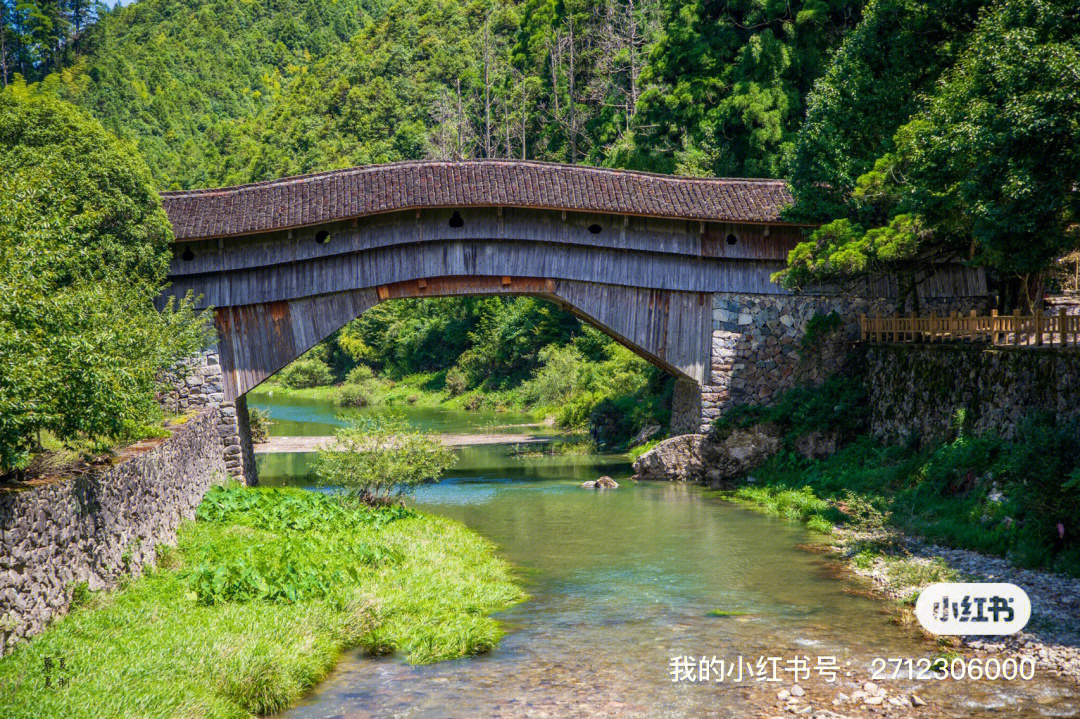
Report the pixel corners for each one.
[166,205,816,243]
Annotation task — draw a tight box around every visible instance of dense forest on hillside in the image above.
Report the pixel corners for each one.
[3,0,1076,443]
[3,0,867,187]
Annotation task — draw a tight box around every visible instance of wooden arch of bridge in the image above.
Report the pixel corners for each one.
[160,160,814,401]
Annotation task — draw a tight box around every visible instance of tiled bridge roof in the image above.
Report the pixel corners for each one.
[161,160,797,241]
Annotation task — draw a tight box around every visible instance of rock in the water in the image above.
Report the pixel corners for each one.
[583,477,619,489]
[629,424,661,447]
[631,425,780,484]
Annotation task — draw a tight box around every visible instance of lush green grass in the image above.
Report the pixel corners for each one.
[0,485,524,718]
[626,438,662,463]
[716,401,1080,577]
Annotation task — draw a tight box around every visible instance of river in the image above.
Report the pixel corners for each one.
[250,389,1079,718]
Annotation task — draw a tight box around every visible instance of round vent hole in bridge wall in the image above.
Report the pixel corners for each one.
[588,224,603,234]
[181,246,195,261]
[315,230,331,244]
[726,233,738,245]
[449,211,464,228]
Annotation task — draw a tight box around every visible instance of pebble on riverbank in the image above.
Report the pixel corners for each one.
[832,526,1080,684]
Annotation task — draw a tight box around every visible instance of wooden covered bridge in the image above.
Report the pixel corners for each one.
[161,160,810,402]
[160,160,989,484]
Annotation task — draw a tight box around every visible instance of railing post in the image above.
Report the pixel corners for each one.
[859,313,867,342]
[1013,309,1021,346]
[969,309,977,342]
[990,309,999,345]
[1035,309,1043,346]
[874,311,882,342]
[929,311,937,342]
[909,310,916,343]
[1060,308,1068,347]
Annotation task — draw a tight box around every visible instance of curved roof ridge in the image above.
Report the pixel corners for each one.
[160,159,789,197]
[162,160,800,240]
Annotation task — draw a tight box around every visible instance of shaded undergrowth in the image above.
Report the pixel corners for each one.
[713,378,1080,578]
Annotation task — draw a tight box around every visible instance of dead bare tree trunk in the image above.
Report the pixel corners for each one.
[1,1,7,88]
[482,18,493,159]
[455,78,465,160]
[566,16,578,164]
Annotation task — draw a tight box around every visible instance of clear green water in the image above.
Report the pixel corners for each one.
[252,392,1079,718]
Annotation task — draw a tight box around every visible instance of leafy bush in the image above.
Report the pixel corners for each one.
[0,91,211,473]
[711,375,868,447]
[184,533,394,605]
[588,398,632,449]
[345,364,375,384]
[627,438,662,462]
[554,391,603,429]
[338,384,370,408]
[195,483,414,532]
[444,366,468,396]
[278,358,334,389]
[248,407,272,443]
[316,413,456,505]
[521,344,583,405]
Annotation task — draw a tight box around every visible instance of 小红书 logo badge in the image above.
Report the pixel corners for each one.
[915,583,1031,635]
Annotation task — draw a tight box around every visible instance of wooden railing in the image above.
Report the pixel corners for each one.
[859,309,1080,347]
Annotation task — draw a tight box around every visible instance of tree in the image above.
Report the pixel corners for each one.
[776,0,1080,310]
[785,0,987,221]
[0,88,211,473]
[315,413,456,505]
[621,0,862,177]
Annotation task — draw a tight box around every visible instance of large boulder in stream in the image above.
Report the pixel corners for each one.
[631,426,781,485]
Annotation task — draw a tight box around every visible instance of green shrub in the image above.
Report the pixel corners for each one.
[444,366,468,396]
[315,413,456,505]
[338,383,370,408]
[184,533,395,605]
[278,358,334,389]
[0,91,211,474]
[588,397,632,449]
[627,438,662,462]
[711,375,868,447]
[248,407,272,443]
[345,364,375,384]
[554,391,603,429]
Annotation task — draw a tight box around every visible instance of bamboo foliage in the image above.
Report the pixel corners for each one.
[859,309,1080,347]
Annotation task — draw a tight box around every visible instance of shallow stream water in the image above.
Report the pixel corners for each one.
[250,390,1079,718]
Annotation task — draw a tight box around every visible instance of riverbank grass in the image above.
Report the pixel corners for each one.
[0,484,524,718]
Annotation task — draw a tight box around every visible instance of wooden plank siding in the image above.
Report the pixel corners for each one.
[211,277,712,400]
[159,186,988,402]
[167,209,801,278]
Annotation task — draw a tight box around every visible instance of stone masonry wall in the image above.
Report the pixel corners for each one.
[164,346,257,485]
[865,344,1080,444]
[699,292,986,431]
[0,409,226,656]
[669,380,702,435]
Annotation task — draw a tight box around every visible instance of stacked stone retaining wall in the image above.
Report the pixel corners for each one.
[165,346,257,485]
[0,409,226,656]
[698,292,985,431]
[865,344,1080,444]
